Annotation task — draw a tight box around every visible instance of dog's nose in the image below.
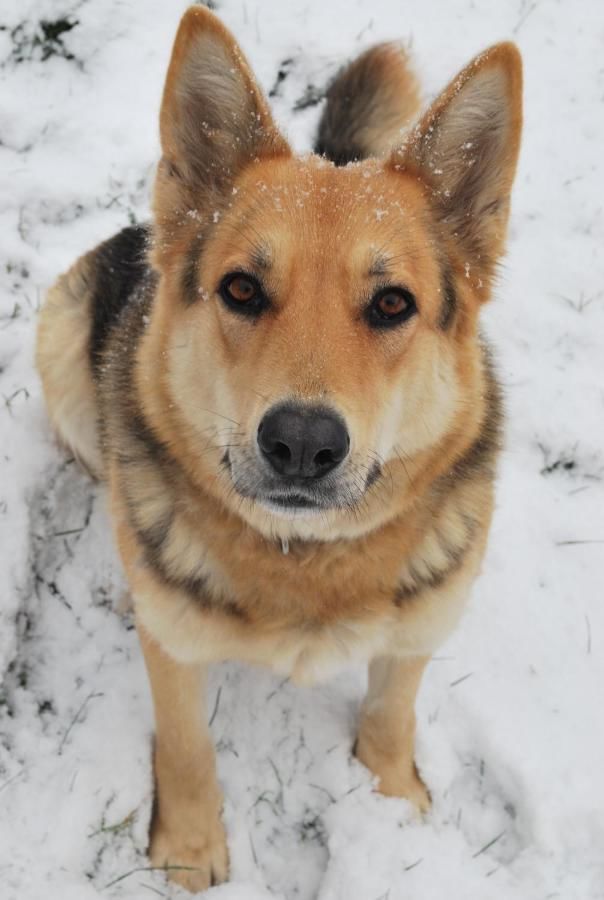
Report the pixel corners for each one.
[258,404,350,479]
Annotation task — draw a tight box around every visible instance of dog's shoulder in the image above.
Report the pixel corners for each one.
[89,224,153,373]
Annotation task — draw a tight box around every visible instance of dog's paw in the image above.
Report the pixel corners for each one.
[149,805,229,892]
[354,735,431,813]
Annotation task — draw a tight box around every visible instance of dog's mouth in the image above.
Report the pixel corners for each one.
[256,491,325,517]
[264,492,319,509]
[221,450,382,518]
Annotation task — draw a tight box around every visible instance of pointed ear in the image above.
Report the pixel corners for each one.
[154,7,290,245]
[391,43,522,292]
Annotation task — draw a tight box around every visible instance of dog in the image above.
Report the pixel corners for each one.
[36,6,522,891]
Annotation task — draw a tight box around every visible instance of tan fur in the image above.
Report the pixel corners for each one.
[356,655,430,808]
[36,6,522,890]
[138,624,227,892]
[35,252,103,477]
[111,462,489,682]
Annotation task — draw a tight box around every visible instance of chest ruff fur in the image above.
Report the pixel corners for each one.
[113,468,488,683]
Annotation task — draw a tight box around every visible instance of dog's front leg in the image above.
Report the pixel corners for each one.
[137,623,228,891]
[355,654,430,812]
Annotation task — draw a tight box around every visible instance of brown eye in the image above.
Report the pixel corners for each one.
[367,286,417,329]
[219,272,268,316]
[377,292,408,317]
[226,276,256,303]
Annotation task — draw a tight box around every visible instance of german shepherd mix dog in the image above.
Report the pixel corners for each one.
[36,6,522,891]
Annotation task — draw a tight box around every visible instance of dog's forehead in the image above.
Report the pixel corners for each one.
[230,156,429,271]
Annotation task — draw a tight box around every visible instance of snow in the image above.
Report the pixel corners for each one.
[1,0,603,898]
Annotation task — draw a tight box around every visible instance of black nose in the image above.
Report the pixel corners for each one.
[257,404,350,479]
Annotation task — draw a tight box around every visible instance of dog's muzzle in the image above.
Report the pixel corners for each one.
[222,402,379,516]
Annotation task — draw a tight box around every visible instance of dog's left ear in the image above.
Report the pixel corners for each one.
[391,43,522,294]
[156,7,289,213]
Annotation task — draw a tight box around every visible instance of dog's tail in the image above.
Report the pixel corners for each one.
[314,43,421,165]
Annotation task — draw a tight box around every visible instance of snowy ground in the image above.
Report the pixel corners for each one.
[1,0,603,898]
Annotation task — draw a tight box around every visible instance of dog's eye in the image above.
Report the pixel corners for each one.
[225,276,256,303]
[366,287,417,328]
[219,272,267,316]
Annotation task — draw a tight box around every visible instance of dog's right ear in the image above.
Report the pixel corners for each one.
[156,6,289,205]
[390,43,522,298]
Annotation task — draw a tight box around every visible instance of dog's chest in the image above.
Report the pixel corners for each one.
[123,465,473,681]
[134,517,469,683]
[133,511,411,681]
[206,521,402,627]
[177,520,436,681]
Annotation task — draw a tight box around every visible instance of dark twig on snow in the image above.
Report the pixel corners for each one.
[555,539,604,546]
[139,884,168,898]
[555,290,603,312]
[473,830,506,858]
[309,783,336,804]
[513,1,539,35]
[58,692,104,755]
[450,672,474,688]
[249,833,258,866]
[0,769,24,794]
[208,686,222,727]
[404,858,423,872]
[104,866,202,890]
[3,387,29,414]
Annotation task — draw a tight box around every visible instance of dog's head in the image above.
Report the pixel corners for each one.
[147,7,522,539]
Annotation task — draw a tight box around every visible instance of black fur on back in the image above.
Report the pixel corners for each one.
[89,225,150,372]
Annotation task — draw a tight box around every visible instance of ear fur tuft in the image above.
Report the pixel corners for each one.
[391,43,523,290]
[153,6,290,263]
